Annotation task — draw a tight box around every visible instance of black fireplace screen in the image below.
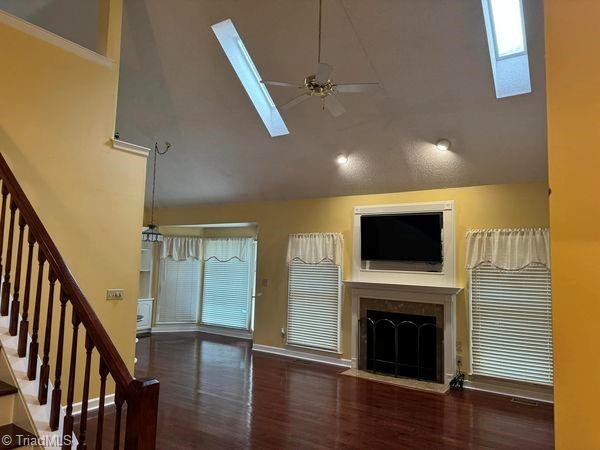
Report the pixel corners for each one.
[365,310,441,382]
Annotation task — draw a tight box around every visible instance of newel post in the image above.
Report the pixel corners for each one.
[124,378,160,450]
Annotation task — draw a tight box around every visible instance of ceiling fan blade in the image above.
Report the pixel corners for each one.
[315,63,333,84]
[334,83,380,93]
[280,92,311,110]
[324,94,346,117]
[261,80,302,88]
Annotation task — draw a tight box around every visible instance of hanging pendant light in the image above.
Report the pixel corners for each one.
[142,141,171,243]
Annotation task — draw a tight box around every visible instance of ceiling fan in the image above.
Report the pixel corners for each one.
[261,0,380,117]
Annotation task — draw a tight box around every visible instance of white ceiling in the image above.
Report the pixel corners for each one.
[8,0,548,206]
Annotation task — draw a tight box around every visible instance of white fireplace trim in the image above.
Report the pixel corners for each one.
[345,280,462,385]
[352,201,455,287]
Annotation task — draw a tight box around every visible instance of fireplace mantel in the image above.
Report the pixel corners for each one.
[344,281,462,297]
[345,280,463,388]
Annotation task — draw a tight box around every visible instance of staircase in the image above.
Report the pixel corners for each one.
[0,153,159,449]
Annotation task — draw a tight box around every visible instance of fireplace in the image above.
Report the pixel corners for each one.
[346,281,462,389]
[365,310,442,382]
[359,298,445,383]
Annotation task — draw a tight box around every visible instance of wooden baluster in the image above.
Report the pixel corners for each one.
[77,333,94,450]
[113,387,125,450]
[49,287,67,431]
[0,199,17,315]
[0,184,8,292]
[17,230,35,357]
[62,311,80,450]
[38,267,57,405]
[96,360,109,450]
[27,248,46,380]
[9,214,26,335]
[124,378,160,450]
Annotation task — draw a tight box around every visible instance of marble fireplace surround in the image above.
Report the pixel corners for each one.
[345,281,462,386]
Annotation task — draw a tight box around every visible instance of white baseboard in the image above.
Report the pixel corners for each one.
[463,378,553,404]
[151,323,198,333]
[252,344,351,368]
[71,393,115,416]
[151,323,253,340]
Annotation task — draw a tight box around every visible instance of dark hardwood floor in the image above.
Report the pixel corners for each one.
[82,332,554,449]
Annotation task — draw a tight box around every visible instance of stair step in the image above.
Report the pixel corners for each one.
[0,382,17,398]
[0,424,36,449]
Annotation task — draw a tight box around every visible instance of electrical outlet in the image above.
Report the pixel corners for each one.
[280,327,286,337]
[106,289,124,301]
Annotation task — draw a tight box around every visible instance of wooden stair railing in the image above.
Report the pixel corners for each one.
[0,153,159,449]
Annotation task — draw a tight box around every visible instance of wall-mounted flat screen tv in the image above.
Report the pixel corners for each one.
[360,213,443,263]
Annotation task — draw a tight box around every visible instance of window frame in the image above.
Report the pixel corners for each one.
[486,0,528,61]
[156,256,202,325]
[468,262,553,386]
[286,261,343,354]
[199,238,257,331]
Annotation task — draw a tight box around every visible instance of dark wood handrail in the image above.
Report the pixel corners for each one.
[0,153,133,388]
[0,153,159,449]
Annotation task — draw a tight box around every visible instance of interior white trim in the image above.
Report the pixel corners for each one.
[151,323,253,340]
[463,378,553,404]
[0,10,114,67]
[352,201,456,287]
[70,394,116,416]
[252,344,351,368]
[345,281,461,385]
[111,139,151,158]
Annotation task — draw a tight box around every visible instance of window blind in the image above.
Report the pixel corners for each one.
[287,263,341,352]
[157,258,200,323]
[470,263,553,385]
[201,244,254,330]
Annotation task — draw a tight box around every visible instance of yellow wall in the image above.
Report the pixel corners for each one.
[154,182,548,369]
[545,1,600,447]
[0,0,146,388]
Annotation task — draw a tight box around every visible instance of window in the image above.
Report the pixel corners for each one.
[488,0,526,59]
[481,0,531,98]
[211,19,289,137]
[470,263,553,385]
[287,262,341,352]
[200,240,256,330]
[157,258,201,323]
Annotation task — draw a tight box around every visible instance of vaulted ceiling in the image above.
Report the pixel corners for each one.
[4,0,548,206]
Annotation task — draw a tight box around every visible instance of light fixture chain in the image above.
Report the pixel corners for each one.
[149,142,171,227]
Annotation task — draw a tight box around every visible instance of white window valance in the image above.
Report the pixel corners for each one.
[161,236,202,261]
[203,237,250,263]
[287,233,344,266]
[466,228,550,270]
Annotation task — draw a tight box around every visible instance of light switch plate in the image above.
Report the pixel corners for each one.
[106,289,124,300]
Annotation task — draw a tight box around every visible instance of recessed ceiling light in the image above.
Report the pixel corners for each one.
[436,139,451,151]
[336,154,349,165]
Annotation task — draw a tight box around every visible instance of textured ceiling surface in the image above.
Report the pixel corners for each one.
[7,0,548,206]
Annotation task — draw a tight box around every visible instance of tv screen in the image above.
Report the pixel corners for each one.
[360,213,443,263]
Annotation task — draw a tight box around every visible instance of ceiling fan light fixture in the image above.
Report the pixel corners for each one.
[436,139,451,151]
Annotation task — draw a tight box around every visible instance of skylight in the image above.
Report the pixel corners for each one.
[481,0,531,98]
[211,19,289,137]
[488,0,526,58]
